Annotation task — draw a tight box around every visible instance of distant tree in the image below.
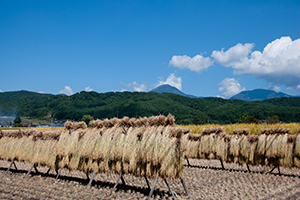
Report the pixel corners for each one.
[267,115,280,124]
[272,115,279,123]
[14,115,21,125]
[238,114,259,124]
[81,115,94,126]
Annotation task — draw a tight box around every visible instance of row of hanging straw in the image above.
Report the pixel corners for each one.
[183,127,300,168]
[0,115,184,179]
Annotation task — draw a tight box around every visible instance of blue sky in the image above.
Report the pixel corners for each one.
[1,0,299,98]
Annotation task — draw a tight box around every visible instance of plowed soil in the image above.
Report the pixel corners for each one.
[1,159,300,199]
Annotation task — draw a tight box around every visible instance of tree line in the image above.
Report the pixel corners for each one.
[0,90,299,125]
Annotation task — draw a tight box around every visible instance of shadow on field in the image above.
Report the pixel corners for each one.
[183,164,300,178]
[0,167,174,198]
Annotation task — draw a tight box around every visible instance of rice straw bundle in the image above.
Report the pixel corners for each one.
[239,134,258,165]
[123,125,183,179]
[107,127,127,174]
[122,126,145,174]
[1,130,23,138]
[200,133,216,159]
[215,133,231,162]
[254,134,267,165]
[0,137,18,161]
[14,136,35,162]
[233,129,250,136]
[265,134,278,159]
[138,126,159,176]
[261,128,292,135]
[90,126,111,172]
[199,127,225,160]
[228,134,243,163]
[294,133,300,167]
[279,134,296,168]
[183,133,201,159]
[76,128,102,173]
[118,117,130,127]
[135,117,149,127]
[211,129,226,156]
[21,129,39,137]
[64,121,73,130]
[41,130,62,140]
[32,139,58,169]
[159,127,183,179]
[56,122,87,170]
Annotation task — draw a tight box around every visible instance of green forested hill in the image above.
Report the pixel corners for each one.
[0,90,299,124]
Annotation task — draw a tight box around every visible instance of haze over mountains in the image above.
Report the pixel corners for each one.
[151,84,294,101]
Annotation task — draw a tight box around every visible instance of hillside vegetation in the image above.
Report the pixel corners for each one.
[0,90,299,124]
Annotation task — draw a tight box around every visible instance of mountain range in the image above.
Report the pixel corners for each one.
[0,89,299,124]
[151,84,294,101]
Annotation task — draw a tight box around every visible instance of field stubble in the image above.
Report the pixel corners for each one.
[1,159,300,199]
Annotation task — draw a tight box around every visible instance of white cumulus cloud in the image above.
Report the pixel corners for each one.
[211,43,254,67]
[59,86,73,96]
[120,81,147,92]
[297,85,300,92]
[268,85,281,92]
[0,90,2,93]
[156,73,182,91]
[169,54,214,73]
[85,86,93,92]
[219,78,245,98]
[212,36,300,89]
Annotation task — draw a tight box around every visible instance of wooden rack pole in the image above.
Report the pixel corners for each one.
[207,159,212,169]
[268,166,280,175]
[25,163,35,177]
[122,126,127,134]
[164,179,176,200]
[230,161,236,172]
[220,159,225,170]
[147,176,158,200]
[88,170,96,187]
[144,176,150,190]
[185,156,191,167]
[19,129,23,137]
[181,179,189,196]
[5,158,17,174]
[120,174,126,185]
[268,166,276,174]
[111,171,125,194]
[46,168,51,175]
[13,160,18,170]
[55,168,62,182]
[246,164,251,172]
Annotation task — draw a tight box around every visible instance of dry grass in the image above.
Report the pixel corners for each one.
[180,123,300,135]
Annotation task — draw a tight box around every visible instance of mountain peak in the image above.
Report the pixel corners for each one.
[151,84,197,98]
[230,89,292,101]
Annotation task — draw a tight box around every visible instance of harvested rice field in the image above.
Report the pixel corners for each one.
[1,159,300,199]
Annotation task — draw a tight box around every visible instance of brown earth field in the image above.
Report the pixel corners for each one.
[0,159,300,200]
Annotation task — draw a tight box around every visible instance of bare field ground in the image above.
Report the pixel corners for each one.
[1,159,300,200]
